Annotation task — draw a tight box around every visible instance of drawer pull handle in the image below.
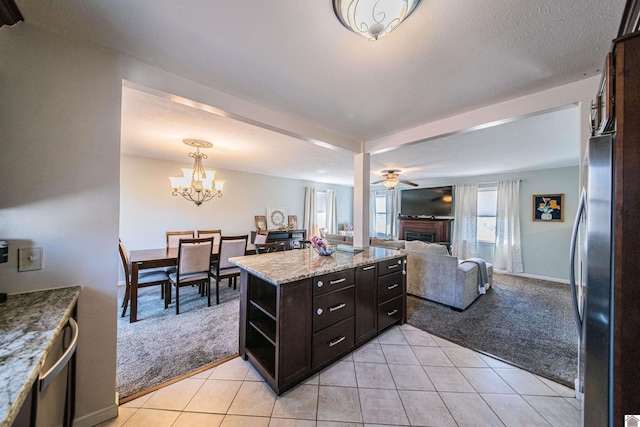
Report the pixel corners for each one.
[329,336,346,347]
[387,283,399,290]
[329,303,346,312]
[317,280,324,288]
[329,278,346,285]
[387,309,399,316]
[362,265,375,271]
[317,308,323,315]
[387,264,399,269]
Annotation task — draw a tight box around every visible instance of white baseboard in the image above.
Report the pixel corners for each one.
[73,396,119,427]
[495,270,569,285]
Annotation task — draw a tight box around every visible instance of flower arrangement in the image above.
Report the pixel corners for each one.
[536,196,562,220]
[310,236,335,256]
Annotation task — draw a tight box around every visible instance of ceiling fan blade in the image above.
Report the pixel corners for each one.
[400,179,419,187]
[371,179,386,184]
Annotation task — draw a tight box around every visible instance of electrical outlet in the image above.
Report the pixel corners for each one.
[18,247,44,272]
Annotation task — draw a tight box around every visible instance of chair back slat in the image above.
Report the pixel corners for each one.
[167,230,194,248]
[177,238,213,275]
[219,235,248,269]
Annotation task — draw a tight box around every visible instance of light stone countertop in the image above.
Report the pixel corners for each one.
[0,286,81,427]
[229,246,405,285]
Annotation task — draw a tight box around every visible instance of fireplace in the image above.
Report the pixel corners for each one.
[404,231,435,242]
[398,217,452,245]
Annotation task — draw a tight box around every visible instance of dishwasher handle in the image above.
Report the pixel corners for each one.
[39,317,78,392]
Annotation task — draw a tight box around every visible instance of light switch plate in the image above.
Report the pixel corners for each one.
[18,247,44,272]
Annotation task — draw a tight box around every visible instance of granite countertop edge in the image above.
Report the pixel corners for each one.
[1,286,81,427]
[229,247,405,285]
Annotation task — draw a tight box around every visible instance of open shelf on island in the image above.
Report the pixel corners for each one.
[250,297,276,320]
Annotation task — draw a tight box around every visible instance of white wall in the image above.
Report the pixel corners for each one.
[0,25,121,424]
[413,166,579,281]
[120,154,354,250]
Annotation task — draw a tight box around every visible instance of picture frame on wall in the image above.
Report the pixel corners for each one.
[254,215,267,231]
[533,194,564,222]
[266,207,288,230]
[288,215,298,230]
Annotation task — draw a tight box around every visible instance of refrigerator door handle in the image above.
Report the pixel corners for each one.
[569,188,586,340]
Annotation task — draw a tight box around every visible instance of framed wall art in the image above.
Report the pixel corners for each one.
[533,194,564,222]
[288,215,298,229]
[266,207,288,230]
[254,215,267,231]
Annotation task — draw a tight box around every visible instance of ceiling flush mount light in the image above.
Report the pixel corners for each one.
[169,139,224,207]
[333,0,421,41]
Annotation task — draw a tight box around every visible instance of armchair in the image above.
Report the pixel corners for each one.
[402,240,493,310]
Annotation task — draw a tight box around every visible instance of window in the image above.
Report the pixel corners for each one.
[477,188,497,243]
[373,191,388,238]
[316,191,326,232]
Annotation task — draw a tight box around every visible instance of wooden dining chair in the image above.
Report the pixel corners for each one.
[119,239,169,318]
[196,229,222,246]
[166,230,195,248]
[211,235,248,304]
[254,241,285,254]
[253,231,268,245]
[165,237,214,314]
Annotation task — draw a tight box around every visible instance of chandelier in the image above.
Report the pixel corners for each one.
[169,139,224,207]
[333,0,421,41]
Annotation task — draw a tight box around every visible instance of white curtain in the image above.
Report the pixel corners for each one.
[495,180,524,272]
[325,189,338,234]
[370,191,377,237]
[303,186,317,238]
[386,189,401,239]
[452,183,478,259]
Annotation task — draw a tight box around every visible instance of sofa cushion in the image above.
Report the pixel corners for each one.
[403,240,449,255]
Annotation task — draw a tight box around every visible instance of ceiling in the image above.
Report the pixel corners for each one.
[16,0,626,186]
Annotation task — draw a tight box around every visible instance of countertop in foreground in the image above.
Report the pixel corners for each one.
[229,246,404,285]
[0,286,81,427]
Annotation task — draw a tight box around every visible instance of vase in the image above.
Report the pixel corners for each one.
[541,213,552,220]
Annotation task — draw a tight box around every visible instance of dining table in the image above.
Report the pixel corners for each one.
[128,243,255,322]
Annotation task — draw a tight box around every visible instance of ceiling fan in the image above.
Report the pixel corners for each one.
[372,169,419,190]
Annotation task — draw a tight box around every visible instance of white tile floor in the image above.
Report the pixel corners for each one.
[101,324,581,427]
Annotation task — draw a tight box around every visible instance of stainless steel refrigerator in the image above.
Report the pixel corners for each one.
[570,133,615,427]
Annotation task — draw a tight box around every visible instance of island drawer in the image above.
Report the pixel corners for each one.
[377,271,404,303]
[312,316,355,369]
[378,296,403,332]
[313,286,355,332]
[313,269,355,296]
[377,258,404,276]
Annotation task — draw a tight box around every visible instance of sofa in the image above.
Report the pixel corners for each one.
[402,240,493,310]
[324,233,406,250]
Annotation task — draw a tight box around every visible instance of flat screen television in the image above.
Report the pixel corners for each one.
[400,186,454,217]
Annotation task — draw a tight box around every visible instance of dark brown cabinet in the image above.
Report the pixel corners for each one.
[376,257,407,332]
[239,255,406,395]
[355,263,377,345]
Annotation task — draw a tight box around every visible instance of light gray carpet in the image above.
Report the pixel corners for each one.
[407,272,578,387]
[116,282,239,398]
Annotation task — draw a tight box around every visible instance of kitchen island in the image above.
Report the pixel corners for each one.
[230,247,406,395]
[0,286,80,427]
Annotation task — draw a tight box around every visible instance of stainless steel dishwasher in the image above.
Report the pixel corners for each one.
[36,316,78,427]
